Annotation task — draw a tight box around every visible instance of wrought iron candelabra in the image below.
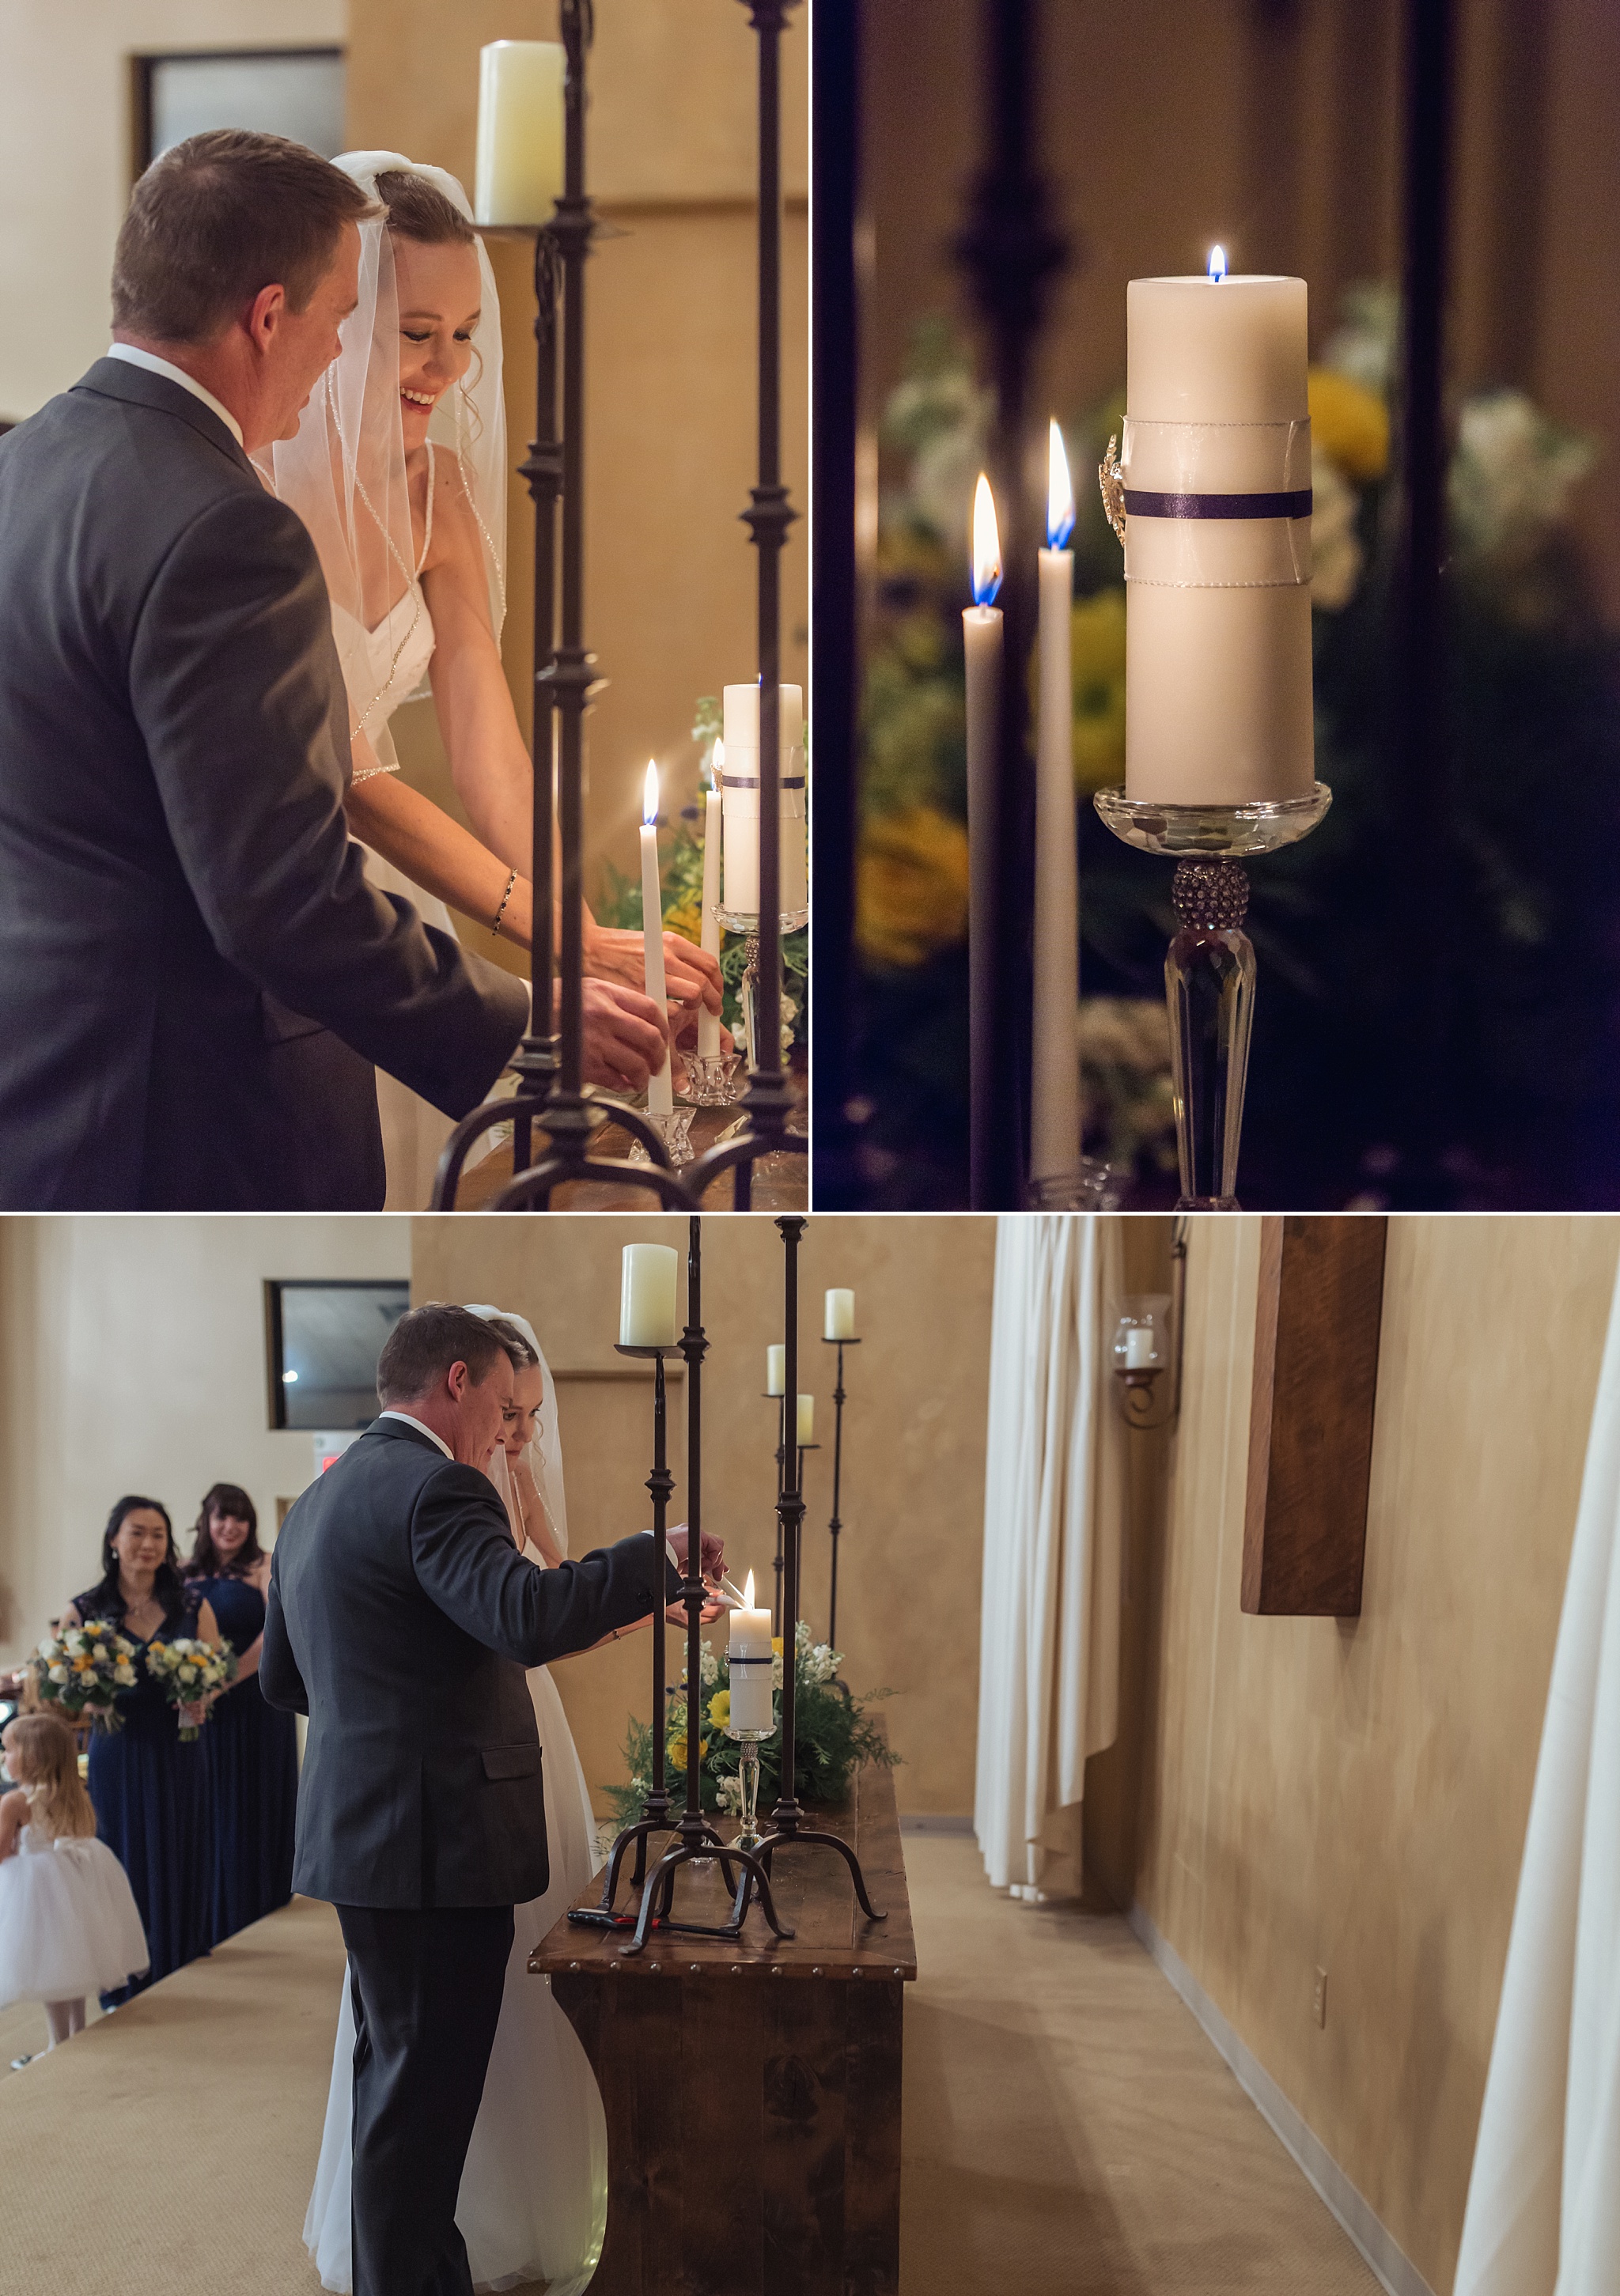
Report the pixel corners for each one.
[433,0,804,1210]
[821,1329,860,1649]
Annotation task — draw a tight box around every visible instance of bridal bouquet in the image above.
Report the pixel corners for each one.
[26,1621,139,1732]
[608,1621,896,1829]
[146,1637,235,1742]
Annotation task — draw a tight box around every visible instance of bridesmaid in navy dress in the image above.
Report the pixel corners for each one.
[58,1497,218,2003]
[185,1483,297,1942]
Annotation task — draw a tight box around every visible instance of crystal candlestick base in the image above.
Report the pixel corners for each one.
[717,905,808,1075]
[628,1105,696,1168]
[727,1727,771,1852]
[683,1050,742,1106]
[1094,785,1331,1209]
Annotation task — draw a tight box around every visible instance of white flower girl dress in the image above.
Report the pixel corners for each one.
[0,1801,149,2008]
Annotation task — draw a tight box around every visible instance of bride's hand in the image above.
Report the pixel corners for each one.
[583,925,724,1016]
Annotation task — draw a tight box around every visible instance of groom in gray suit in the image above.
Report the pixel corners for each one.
[262,1304,723,2296]
[0,130,667,1208]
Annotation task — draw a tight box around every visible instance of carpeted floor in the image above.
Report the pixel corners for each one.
[0,1843,1380,2295]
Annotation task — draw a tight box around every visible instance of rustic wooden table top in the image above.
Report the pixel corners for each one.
[532,1753,917,1984]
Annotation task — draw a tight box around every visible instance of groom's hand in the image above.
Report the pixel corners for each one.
[575,979,668,1094]
[667,1525,725,1583]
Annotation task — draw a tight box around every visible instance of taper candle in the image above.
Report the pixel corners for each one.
[474,42,565,226]
[824,1288,855,1341]
[728,1571,774,1732]
[620,1244,679,1347]
[765,1345,785,1397]
[964,474,1004,1121]
[697,782,722,1058]
[1033,420,1081,1180]
[1122,253,1313,803]
[638,761,673,1114]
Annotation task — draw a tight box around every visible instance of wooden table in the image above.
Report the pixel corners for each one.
[532,1756,916,2295]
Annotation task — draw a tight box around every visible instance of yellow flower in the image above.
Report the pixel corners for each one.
[856,805,970,970]
[770,1637,784,1657]
[1068,590,1128,792]
[662,902,702,947]
[707,1690,731,1730]
[74,1655,94,1672]
[667,1734,708,1772]
[1308,368,1389,483]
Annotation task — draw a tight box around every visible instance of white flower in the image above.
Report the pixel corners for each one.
[38,1638,58,1660]
[1450,388,1595,562]
[114,1666,135,1686]
[699,1644,720,1686]
[48,1664,69,1683]
[717,1775,744,1815]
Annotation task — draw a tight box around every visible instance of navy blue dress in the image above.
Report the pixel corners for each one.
[78,1583,214,2004]
[190,1573,298,1942]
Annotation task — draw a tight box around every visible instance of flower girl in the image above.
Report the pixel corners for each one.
[0,1713,149,2044]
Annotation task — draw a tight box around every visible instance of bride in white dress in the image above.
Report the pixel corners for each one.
[264,152,723,1206]
[303,1305,615,2294]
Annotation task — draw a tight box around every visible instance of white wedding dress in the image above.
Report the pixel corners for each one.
[302,1525,609,2295]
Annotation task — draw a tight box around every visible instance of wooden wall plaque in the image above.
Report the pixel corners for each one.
[1243,1216,1388,1616]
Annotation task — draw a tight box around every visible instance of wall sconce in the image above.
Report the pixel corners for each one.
[1111,1218,1189,1431]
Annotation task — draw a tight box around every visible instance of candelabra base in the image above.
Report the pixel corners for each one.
[747,1816,888,1924]
[1095,784,1331,1207]
[1027,1158,1124,1211]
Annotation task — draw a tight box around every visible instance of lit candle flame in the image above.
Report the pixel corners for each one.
[971,472,1002,607]
[1047,419,1075,550]
[1208,244,1227,284]
[744,1568,755,1607]
[642,758,660,826]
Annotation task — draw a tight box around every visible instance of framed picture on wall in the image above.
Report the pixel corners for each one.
[264,1278,410,1432]
[133,47,346,175]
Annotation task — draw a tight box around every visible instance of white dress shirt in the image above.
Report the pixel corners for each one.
[106,343,245,448]
[377,1409,452,1459]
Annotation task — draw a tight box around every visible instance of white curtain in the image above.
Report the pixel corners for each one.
[1454,1258,1620,2296]
[974,1213,1123,1901]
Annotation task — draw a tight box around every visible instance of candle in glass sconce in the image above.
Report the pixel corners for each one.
[1033,420,1081,1181]
[719,686,807,918]
[728,1572,775,1732]
[765,1345,785,1398]
[1121,248,1313,804]
[697,774,723,1058]
[824,1288,855,1341]
[797,1394,815,1446]
[619,1243,679,1348]
[638,762,673,1114]
[1122,1326,1156,1369]
[964,474,1003,1071]
[474,42,564,226]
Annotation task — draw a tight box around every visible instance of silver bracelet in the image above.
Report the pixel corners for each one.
[491,869,518,939]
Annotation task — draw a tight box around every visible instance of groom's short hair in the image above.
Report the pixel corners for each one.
[112,129,377,347]
[376,1304,523,1406]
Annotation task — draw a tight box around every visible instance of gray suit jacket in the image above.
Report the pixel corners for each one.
[261,1417,677,1909]
[0,359,527,1208]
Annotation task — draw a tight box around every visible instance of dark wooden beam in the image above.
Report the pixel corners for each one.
[1243,1216,1388,1616]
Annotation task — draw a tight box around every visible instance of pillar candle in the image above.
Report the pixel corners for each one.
[964,474,1003,1118]
[1122,1325,1156,1368]
[474,42,565,227]
[620,1244,678,1348]
[1122,261,1313,804]
[697,785,722,1058]
[1033,421,1081,1181]
[728,1572,774,1733]
[638,762,673,1115]
[765,1345,785,1397]
[719,684,807,919]
[824,1288,855,1341]
[797,1394,815,1446]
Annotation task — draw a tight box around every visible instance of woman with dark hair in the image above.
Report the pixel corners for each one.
[56,1497,218,1999]
[184,1483,297,1942]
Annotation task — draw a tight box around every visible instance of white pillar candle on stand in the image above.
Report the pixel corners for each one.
[638,761,673,1114]
[1122,258,1313,804]
[620,1243,679,1348]
[728,1571,775,1732]
[797,1394,815,1446]
[719,684,807,919]
[474,42,565,226]
[1122,1325,1156,1368]
[824,1288,855,1340]
[765,1345,785,1397]
[1033,420,1081,1181]
[964,473,1004,1101]
[697,784,723,1057]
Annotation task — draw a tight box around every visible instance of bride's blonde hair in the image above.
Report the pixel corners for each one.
[3,1714,97,1842]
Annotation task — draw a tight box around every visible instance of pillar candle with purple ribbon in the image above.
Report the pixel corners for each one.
[1121,252,1314,804]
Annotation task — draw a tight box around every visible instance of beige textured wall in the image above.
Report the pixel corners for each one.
[347,0,808,958]
[1127,1214,1620,2294]
[0,0,346,424]
[0,1216,410,1667]
[411,1212,995,1815]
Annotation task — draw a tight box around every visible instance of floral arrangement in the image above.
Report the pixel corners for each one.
[26,1621,138,1732]
[595,699,809,1056]
[146,1638,235,1742]
[855,293,1620,1208]
[604,1620,896,1829]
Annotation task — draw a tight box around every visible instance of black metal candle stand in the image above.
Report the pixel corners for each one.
[820,1333,860,1650]
[433,0,805,1213]
[732,1218,888,1927]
